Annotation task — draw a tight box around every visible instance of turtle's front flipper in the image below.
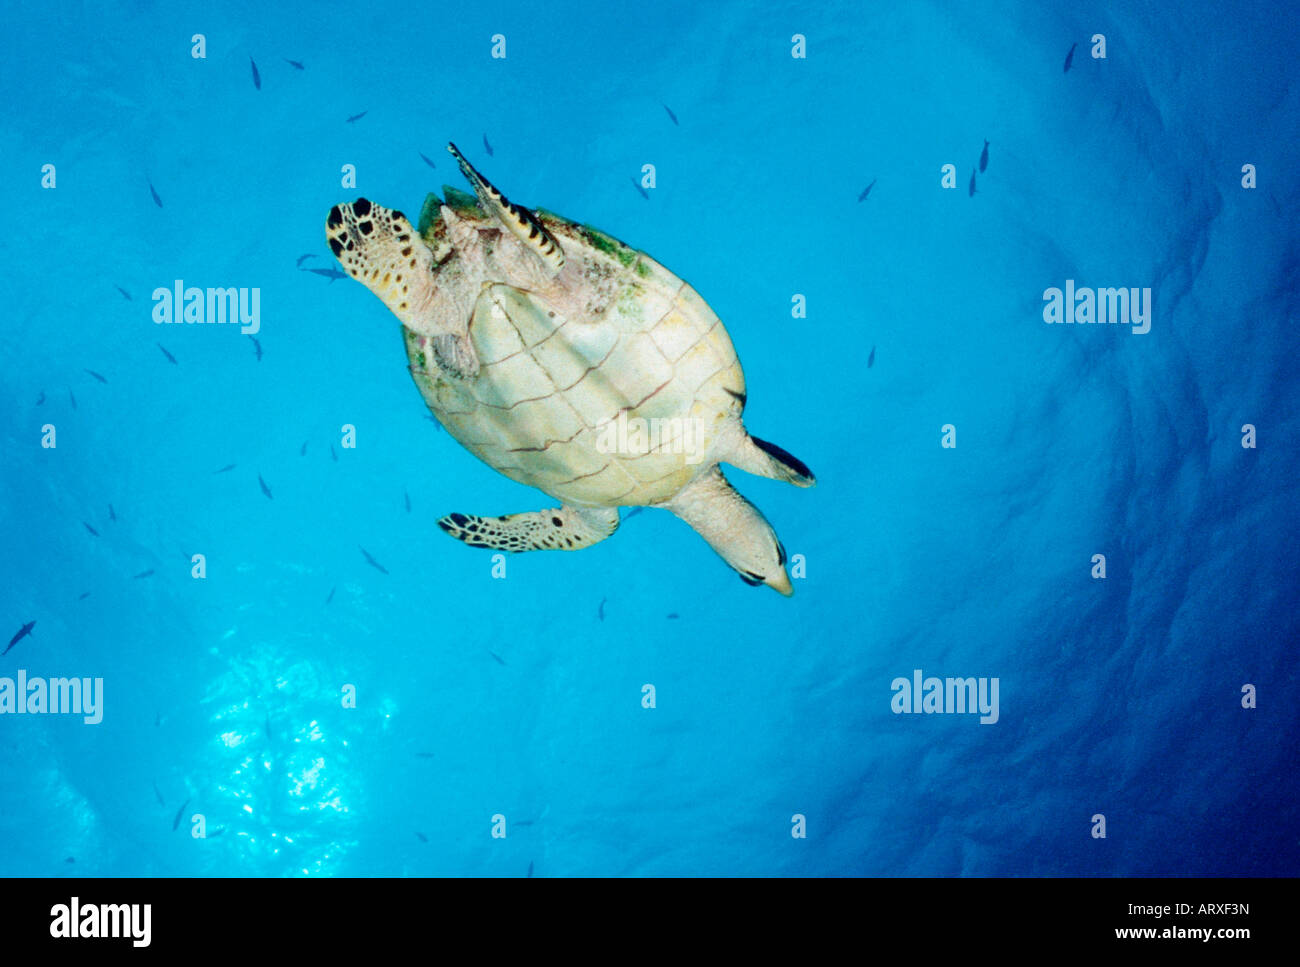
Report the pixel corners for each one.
[326,198,479,378]
[437,505,619,552]
[665,467,793,595]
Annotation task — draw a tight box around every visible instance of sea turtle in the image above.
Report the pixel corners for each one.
[325,143,814,594]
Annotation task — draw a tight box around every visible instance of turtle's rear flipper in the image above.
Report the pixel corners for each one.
[728,434,816,488]
[326,198,479,378]
[437,505,619,552]
[665,467,793,595]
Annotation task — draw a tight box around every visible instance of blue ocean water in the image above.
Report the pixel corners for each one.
[1,0,1297,877]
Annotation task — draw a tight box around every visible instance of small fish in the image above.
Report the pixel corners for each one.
[630,176,649,200]
[488,651,506,666]
[359,546,389,575]
[968,169,977,197]
[346,111,367,124]
[415,831,428,843]
[115,285,133,301]
[414,752,436,759]
[305,267,347,282]
[295,253,316,267]
[326,586,336,605]
[250,336,263,361]
[598,597,606,621]
[83,522,99,537]
[1064,42,1077,73]
[35,391,45,406]
[868,345,876,368]
[132,569,154,579]
[667,613,679,620]
[65,857,75,864]
[108,504,116,522]
[330,445,338,462]
[404,490,411,513]
[157,343,178,364]
[172,798,190,832]
[423,415,442,431]
[148,180,163,208]
[265,713,274,740]
[527,861,534,878]
[285,58,304,70]
[250,56,261,90]
[857,179,877,202]
[662,103,678,125]
[85,369,108,384]
[213,464,236,474]
[4,621,35,656]
[154,711,161,726]
[69,390,77,409]
[153,782,165,806]
[208,827,226,838]
[515,820,535,827]
[419,151,438,170]
[300,441,308,457]
[78,592,90,600]
[258,474,273,500]
[979,139,989,173]
[483,133,493,156]
[623,506,644,521]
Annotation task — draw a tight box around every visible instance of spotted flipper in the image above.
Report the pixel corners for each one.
[326,198,478,378]
[446,142,565,276]
[437,505,619,552]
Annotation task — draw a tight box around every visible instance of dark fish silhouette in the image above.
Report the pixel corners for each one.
[415,831,428,843]
[330,445,338,462]
[423,414,442,431]
[326,585,336,604]
[868,345,875,368]
[662,103,678,125]
[305,267,347,282]
[414,752,436,759]
[265,713,274,740]
[515,820,535,827]
[1064,42,1077,73]
[153,781,165,806]
[250,57,261,90]
[65,857,75,864]
[115,285,132,301]
[483,133,493,156]
[208,827,226,838]
[296,253,316,267]
[83,522,99,537]
[258,474,273,499]
[157,343,178,364]
[488,651,506,666]
[78,592,90,600]
[404,490,411,512]
[250,336,263,361]
[419,152,438,170]
[857,179,877,202]
[300,441,308,457]
[527,861,534,878]
[214,464,236,474]
[968,169,977,197]
[598,597,606,621]
[359,547,389,575]
[285,58,304,70]
[630,176,649,200]
[172,798,190,831]
[148,180,163,208]
[346,111,367,124]
[623,506,644,520]
[132,569,154,579]
[667,613,679,619]
[108,504,116,522]
[85,369,108,384]
[4,621,35,656]
[35,391,45,405]
[154,711,161,726]
[69,390,77,409]
[979,139,989,173]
